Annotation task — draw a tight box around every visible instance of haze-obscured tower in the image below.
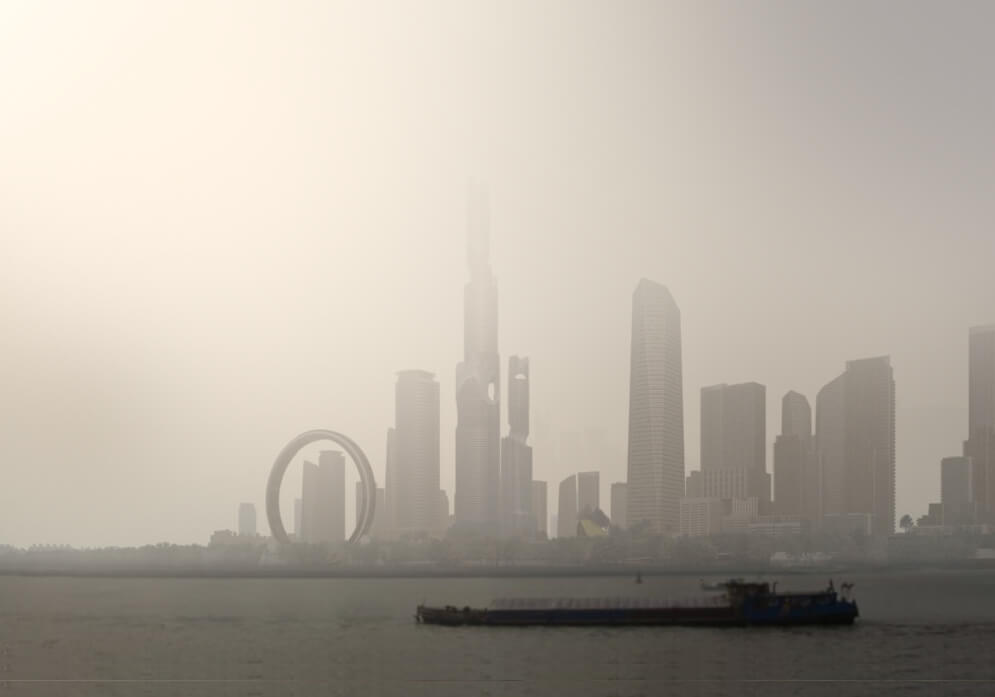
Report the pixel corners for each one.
[455,185,501,530]
[577,471,599,515]
[557,474,578,538]
[844,357,896,537]
[238,502,257,537]
[700,382,769,506]
[626,279,684,533]
[501,356,533,536]
[300,451,346,543]
[773,391,814,517]
[966,325,995,516]
[816,374,847,518]
[393,370,441,536]
[816,357,896,536]
[531,480,547,538]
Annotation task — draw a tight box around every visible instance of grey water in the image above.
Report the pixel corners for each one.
[2,570,994,696]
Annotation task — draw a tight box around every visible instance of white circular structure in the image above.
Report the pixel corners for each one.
[266,429,376,545]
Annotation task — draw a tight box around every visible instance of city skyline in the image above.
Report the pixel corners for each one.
[3,2,995,547]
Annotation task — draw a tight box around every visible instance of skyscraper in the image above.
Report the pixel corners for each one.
[557,474,578,538]
[393,370,441,535]
[626,279,684,533]
[941,456,973,511]
[966,325,995,516]
[773,391,814,517]
[300,451,346,544]
[782,390,813,443]
[238,502,257,537]
[816,374,846,517]
[384,427,397,537]
[610,482,628,529]
[700,382,769,506]
[577,471,599,515]
[501,356,533,536]
[531,480,548,538]
[454,186,501,530]
[844,356,896,537]
[815,357,896,536]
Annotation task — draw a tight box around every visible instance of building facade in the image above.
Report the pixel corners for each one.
[300,451,346,544]
[679,498,724,538]
[557,474,578,539]
[238,502,257,537]
[577,471,599,515]
[816,357,896,536]
[393,370,441,536]
[700,382,769,507]
[773,391,814,518]
[626,279,685,533]
[610,482,628,529]
[531,480,548,538]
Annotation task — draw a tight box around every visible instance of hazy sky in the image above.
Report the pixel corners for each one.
[2,1,993,547]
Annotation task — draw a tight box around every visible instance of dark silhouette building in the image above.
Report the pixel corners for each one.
[626,279,684,533]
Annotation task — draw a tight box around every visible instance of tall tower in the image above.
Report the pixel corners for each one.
[393,370,441,535]
[500,356,533,536]
[844,356,896,537]
[454,185,501,530]
[816,373,846,518]
[966,325,995,516]
[774,391,814,517]
[625,279,684,533]
[700,382,768,506]
[816,357,896,536]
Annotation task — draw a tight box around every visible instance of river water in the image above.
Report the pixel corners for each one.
[1,569,993,696]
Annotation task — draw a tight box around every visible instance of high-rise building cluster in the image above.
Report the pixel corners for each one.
[231,194,988,548]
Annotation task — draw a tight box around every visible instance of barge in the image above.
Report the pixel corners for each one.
[416,579,858,627]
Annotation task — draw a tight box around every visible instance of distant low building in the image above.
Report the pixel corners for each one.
[822,512,873,537]
[679,498,724,538]
[747,516,808,538]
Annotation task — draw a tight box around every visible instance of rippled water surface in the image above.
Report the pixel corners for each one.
[2,570,994,696]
